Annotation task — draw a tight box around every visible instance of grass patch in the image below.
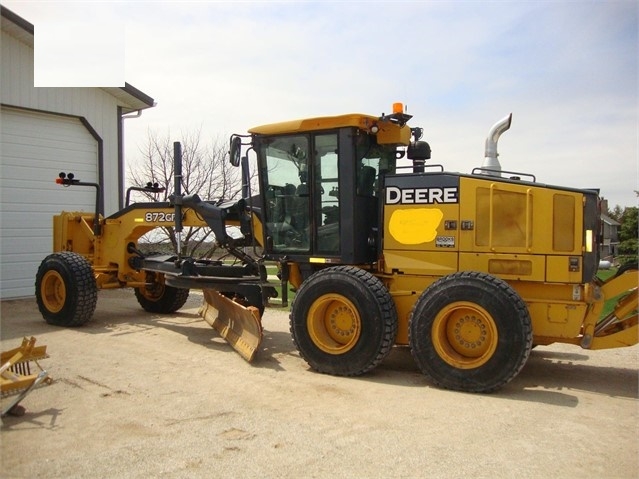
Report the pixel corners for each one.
[596,267,637,321]
[596,267,618,282]
[264,262,295,311]
[597,267,618,319]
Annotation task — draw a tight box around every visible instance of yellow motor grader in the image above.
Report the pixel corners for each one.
[37,104,638,392]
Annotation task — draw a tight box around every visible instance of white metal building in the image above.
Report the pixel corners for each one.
[0,7,155,299]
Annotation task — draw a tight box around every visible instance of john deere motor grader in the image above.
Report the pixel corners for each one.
[37,104,638,392]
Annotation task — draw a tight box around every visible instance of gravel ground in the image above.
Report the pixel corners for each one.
[1,289,638,479]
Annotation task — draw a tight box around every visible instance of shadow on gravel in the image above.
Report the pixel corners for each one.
[0,298,57,341]
[330,345,638,406]
[0,290,204,341]
[502,348,639,405]
[1,407,64,430]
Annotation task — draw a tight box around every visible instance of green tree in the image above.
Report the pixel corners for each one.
[619,207,638,241]
[617,206,638,265]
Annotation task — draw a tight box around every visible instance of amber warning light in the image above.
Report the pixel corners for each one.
[393,102,404,114]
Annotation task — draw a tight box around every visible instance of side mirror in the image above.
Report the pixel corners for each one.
[230,136,242,167]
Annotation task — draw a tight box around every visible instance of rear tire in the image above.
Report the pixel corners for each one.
[35,252,97,326]
[134,272,189,313]
[409,271,532,393]
[290,266,397,376]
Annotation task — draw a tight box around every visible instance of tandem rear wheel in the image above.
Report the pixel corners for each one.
[290,266,398,376]
[409,271,533,393]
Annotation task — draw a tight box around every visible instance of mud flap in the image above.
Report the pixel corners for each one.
[199,289,263,362]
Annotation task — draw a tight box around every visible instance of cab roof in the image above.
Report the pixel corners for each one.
[248,113,379,135]
[248,112,413,146]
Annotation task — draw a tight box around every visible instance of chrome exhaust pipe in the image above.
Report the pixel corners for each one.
[481,113,512,176]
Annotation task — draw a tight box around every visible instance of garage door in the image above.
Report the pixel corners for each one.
[0,107,98,299]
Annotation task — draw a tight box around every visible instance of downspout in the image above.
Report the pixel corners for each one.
[120,108,145,209]
[79,117,104,217]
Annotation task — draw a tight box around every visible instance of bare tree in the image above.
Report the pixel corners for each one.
[127,128,243,257]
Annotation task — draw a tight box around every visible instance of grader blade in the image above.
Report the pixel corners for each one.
[199,289,263,362]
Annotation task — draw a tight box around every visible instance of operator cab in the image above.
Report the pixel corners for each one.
[238,106,414,266]
[254,128,396,264]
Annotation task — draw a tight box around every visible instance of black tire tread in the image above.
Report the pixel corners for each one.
[35,251,98,327]
[134,284,189,314]
[409,271,533,393]
[290,265,397,376]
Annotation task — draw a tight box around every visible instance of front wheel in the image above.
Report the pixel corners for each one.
[134,272,189,313]
[35,252,98,326]
[409,271,532,393]
[290,266,397,376]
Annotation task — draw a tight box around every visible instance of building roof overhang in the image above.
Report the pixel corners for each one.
[1,5,155,113]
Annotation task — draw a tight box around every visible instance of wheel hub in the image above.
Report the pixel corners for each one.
[329,305,357,337]
[141,272,165,301]
[308,294,362,355]
[432,301,498,369]
[453,315,488,350]
[41,270,66,313]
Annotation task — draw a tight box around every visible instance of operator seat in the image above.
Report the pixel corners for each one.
[358,165,377,196]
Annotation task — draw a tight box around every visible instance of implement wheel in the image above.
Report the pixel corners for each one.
[135,272,189,314]
[35,252,97,326]
[290,266,397,376]
[409,271,532,393]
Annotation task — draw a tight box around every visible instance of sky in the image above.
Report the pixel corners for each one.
[4,0,638,209]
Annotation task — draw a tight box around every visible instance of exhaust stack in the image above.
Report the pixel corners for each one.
[481,113,512,176]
